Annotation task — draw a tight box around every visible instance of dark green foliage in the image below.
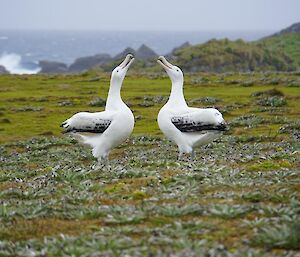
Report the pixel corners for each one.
[251,88,287,107]
[230,114,264,128]
[251,88,285,97]
[259,33,300,67]
[171,38,296,72]
[189,96,220,105]
[88,97,106,107]
[256,96,287,107]
[254,222,300,250]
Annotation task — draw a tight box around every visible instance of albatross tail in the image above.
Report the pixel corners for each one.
[70,133,105,159]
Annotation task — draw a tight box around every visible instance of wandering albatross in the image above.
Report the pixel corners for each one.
[61,54,135,163]
[157,56,227,159]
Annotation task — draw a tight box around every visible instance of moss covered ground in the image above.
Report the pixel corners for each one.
[0,71,300,256]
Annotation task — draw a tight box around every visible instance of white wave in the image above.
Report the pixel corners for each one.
[0,53,41,74]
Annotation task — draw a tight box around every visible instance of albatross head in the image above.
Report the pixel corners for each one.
[157,56,183,83]
[111,54,135,83]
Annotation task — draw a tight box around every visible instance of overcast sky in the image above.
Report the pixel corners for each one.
[0,0,299,31]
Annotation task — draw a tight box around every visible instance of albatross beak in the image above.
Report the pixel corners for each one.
[157,56,173,70]
[119,54,135,69]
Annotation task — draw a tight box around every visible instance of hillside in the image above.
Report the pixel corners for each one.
[162,22,300,73]
[170,38,296,72]
[271,22,300,36]
[99,32,300,73]
[155,23,300,72]
[153,22,300,73]
[259,33,300,67]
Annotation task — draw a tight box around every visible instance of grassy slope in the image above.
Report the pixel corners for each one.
[0,72,300,256]
[171,34,300,72]
[259,33,300,66]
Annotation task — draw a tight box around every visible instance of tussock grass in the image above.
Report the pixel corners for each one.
[0,72,299,256]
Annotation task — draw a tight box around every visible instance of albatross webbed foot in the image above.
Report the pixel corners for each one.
[177,152,183,161]
[93,156,111,171]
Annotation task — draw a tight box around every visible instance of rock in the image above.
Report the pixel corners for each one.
[21,61,40,71]
[68,54,112,72]
[179,41,191,48]
[270,22,300,37]
[171,41,191,54]
[114,47,135,60]
[38,60,68,74]
[135,44,157,60]
[0,65,9,74]
[166,41,191,59]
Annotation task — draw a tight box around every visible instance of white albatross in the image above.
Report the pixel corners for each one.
[157,56,227,159]
[61,54,135,163]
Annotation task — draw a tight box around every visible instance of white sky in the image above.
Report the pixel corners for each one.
[0,0,299,31]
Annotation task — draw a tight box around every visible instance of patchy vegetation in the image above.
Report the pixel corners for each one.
[260,33,300,68]
[171,38,297,72]
[64,32,300,73]
[0,72,300,256]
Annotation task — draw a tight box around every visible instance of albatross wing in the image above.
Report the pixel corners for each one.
[171,109,227,133]
[61,111,113,133]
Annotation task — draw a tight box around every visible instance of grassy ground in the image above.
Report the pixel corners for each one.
[0,71,300,256]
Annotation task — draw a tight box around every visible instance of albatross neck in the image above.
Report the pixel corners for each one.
[168,80,187,107]
[106,78,124,110]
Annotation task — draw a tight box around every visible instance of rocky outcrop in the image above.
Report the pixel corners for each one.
[171,41,191,54]
[114,47,135,60]
[68,54,112,72]
[113,45,157,61]
[166,41,191,59]
[0,65,9,74]
[38,61,68,74]
[135,44,157,60]
[38,44,158,73]
[270,22,300,37]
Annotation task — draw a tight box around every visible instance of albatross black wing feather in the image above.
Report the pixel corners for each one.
[64,119,112,133]
[171,116,227,132]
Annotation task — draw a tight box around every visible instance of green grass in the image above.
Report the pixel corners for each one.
[171,37,298,72]
[260,33,300,67]
[151,33,300,72]
[1,71,300,143]
[0,72,300,256]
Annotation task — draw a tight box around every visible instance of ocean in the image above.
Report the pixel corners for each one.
[0,30,273,74]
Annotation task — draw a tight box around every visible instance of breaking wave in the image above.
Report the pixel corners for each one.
[0,53,40,74]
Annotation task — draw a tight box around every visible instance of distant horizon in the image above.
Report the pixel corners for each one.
[0,28,276,32]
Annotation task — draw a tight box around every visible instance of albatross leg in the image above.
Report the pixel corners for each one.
[93,159,102,170]
[191,150,195,162]
[104,156,112,171]
[94,156,112,171]
[177,152,183,161]
[93,157,107,170]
